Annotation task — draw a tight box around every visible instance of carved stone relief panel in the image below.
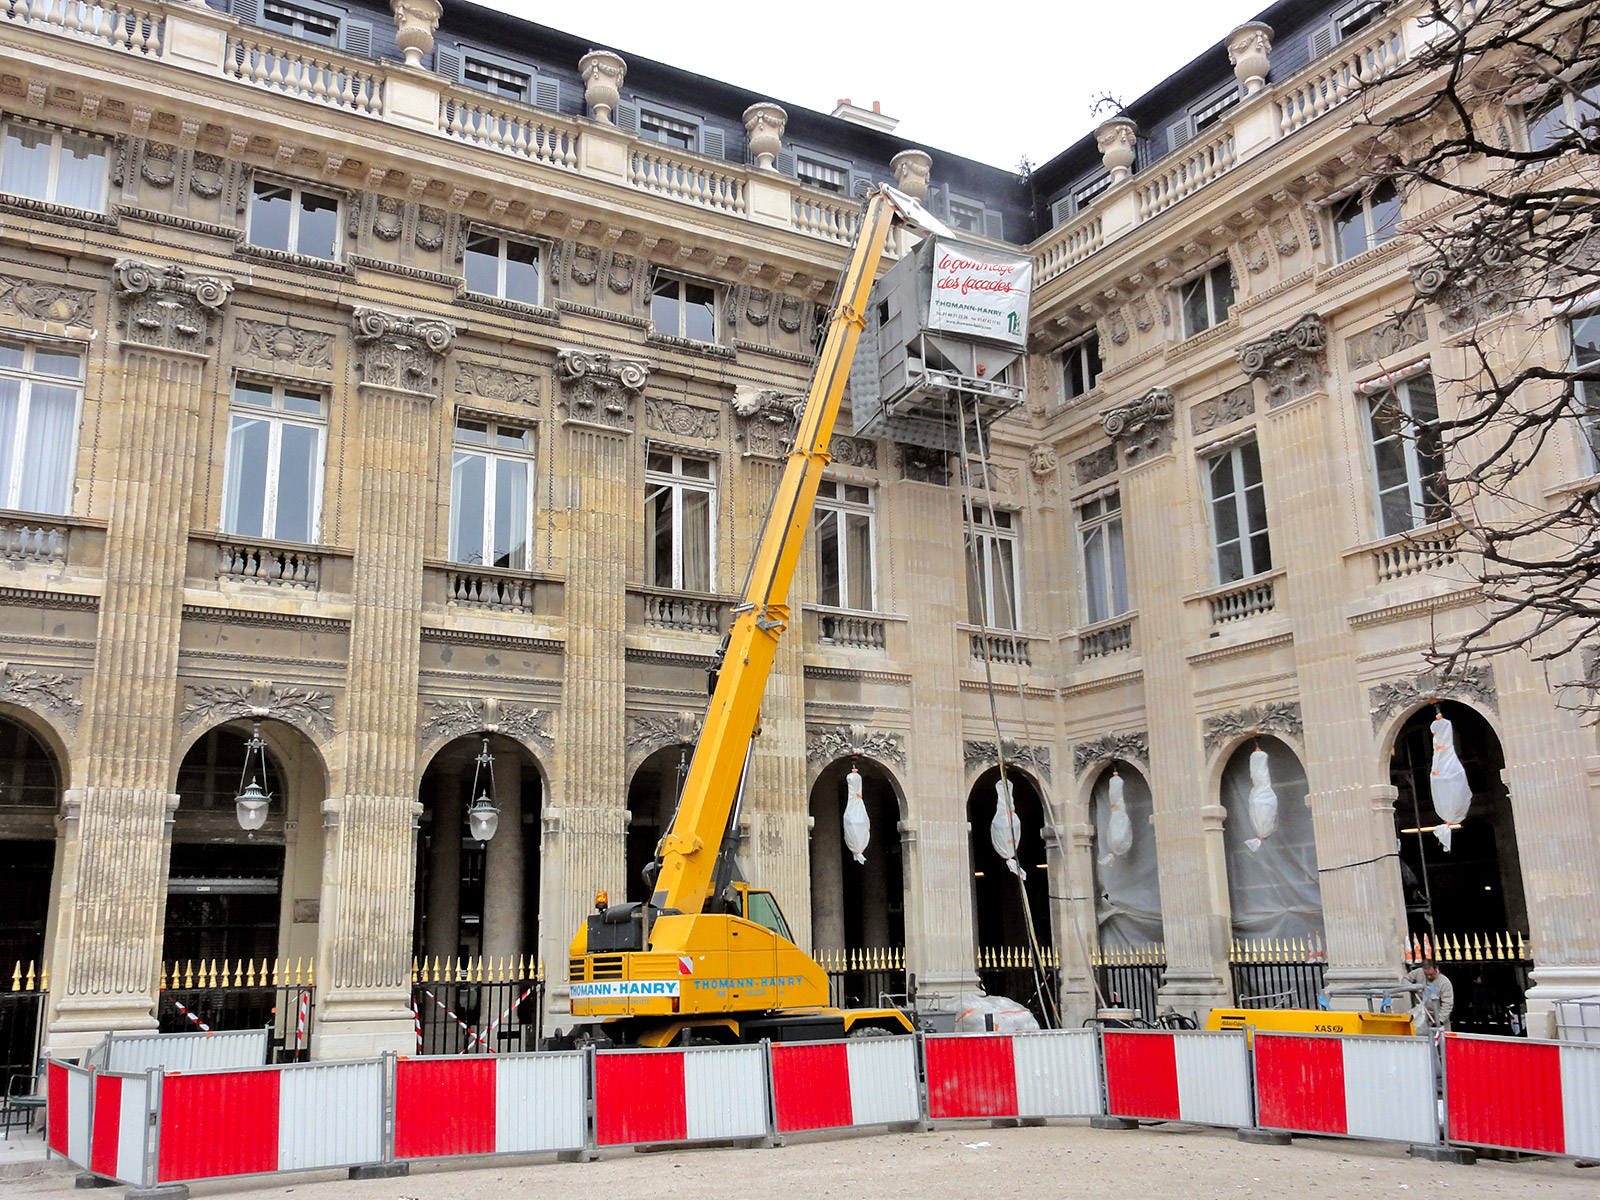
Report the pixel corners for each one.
[1201,701,1303,755]
[829,435,878,469]
[645,399,719,441]
[179,679,335,739]
[627,710,703,757]
[1191,383,1256,435]
[896,443,950,485]
[234,318,335,369]
[1345,311,1428,373]
[454,359,542,406]
[418,695,553,753]
[0,662,84,733]
[1368,665,1498,730]
[806,724,906,770]
[964,738,1051,782]
[1073,444,1118,487]
[0,274,95,326]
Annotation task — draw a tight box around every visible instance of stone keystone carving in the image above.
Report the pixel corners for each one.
[1095,117,1138,184]
[1228,22,1274,94]
[419,696,553,752]
[1368,665,1498,730]
[1236,312,1328,408]
[1101,387,1175,464]
[1201,701,1303,755]
[389,0,441,67]
[180,679,335,739]
[114,260,232,352]
[628,710,703,756]
[351,308,454,394]
[579,50,626,123]
[806,724,906,770]
[743,103,787,172]
[0,662,83,732]
[1072,731,1150,776]
[964,739,1052,782]
[890,149,931,200]
[556,348,650,429]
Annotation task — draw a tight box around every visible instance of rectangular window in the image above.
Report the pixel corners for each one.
[645,450,716,592]
[948,198,984,233]
[262,0,338,44]
[1191,88,1239,134]
[463,58,530,102]
[449,417,534,570]
[1367,372,1446,536]
[0,339,82,516]
[651,273,717,342]
[247,179,339,260]
[222,380,326,544]
[1062,332,1102,401]
[1078,491,1128,625]
[965,504,1019,630]
[1526,73,1600,152]
[1570,312,1600,468]
[814,479,875,611]
[796,156,848,193]
[0,124,107,211]
[1181,263,1235,337]
[1332,179,1402,262]
[1205,439,1271,583]
[640,110,698,151]
[464,232,541,305]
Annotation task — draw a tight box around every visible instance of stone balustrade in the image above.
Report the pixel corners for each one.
[439,88,578,169]
[970,630,1033,667]
[0,515,69,565]
[224,30,384,116]
[631,586,728,636]
[628,148,747,215]
[792,191,861,244]
[1372,530,1460,583]
[816,610,887,651]
[1077,617,1133,662]
[0,0,164,56]
[1035,212,1103,286]
[444,565,535,613]
[1276,21,1406,136]
[1208,576,1277,625]
[1135,124,1239,223]
[216,539,320,589]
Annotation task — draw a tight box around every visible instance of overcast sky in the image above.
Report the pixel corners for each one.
[490,0,1273,171]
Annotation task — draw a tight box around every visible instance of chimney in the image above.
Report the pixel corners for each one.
[830,98,898,133]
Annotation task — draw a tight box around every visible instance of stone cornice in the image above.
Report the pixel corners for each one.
[181,604,349,631]
[0,586,98,611]
[420,626,563,653]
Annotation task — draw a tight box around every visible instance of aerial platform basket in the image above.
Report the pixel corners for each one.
[850,233,1034,453]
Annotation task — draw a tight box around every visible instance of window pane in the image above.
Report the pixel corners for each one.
[1335,196,1368,261]
[449,450,487,564]
[1210,266,1235,316]
[679,457,711,480]
[0,127,51,201]
[17,383,75,514]
[843,484,869,504]
[273,422,320,543]
[845,512,872,610]
[55,136,105,210]
[1217,541,1244,584]
[681,488,711,592]
[815,509,840,607]
[296,191,339,259]
[683,284,716,342]
[495,426,530,450]
[1083,524,1108,625]
[1527,102,1567,151]
[1573,314,1600,366]
[1065,349,1087,398]
[646,484,673,587]
[651,284,681,336]
[504,239,540,304]
[1212,490,1240,543]
[1379,486,1414,537]
[1404,375,1439,425]
[1243,479,1269,538]
[282,389,322,416]
[646,450,674,474]
[1108,517,1128,615]
[32,348,80,379]
[1371,433,1410,494]
[1239,441,1264,487]
[1250,530,1273,574]
[224,416,272,539]
[1368,181,1402,246]
[991,539,1017,629]
[1209,452,1237,500]
[464,234,500,296]
[0,379,17,506]
[0,342,23,370]
[455,419,489,445]
[236,382,273,408]
[250,183,294,251]
[1182,277,1209,334]
[493,457,529,569]
[966,541,987,625]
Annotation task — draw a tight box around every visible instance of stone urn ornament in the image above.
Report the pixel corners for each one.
[890,149,932,200]
[579,50,627,123]
[1228,21,1274,95]
[743,102,787,171]
[390,0,441,69]
[1095,116,1138,183]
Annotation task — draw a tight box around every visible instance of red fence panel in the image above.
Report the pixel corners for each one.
[1445,1034,1565,1154]
[1102,1031,1179,1121]
[393,1057,496,1159]
[925,1034,1018,1120]
[771,1041,853,1132]
[594,1050,687,1146]
[1254,1033,1347,1135]
[157,1070,280,1182]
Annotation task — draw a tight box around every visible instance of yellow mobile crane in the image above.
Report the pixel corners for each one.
[564,189,924,1047]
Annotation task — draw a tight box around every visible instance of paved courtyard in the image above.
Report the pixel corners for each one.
[2,1123,1591,1199]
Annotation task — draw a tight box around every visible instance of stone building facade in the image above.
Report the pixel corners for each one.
[0,0,1594,1059]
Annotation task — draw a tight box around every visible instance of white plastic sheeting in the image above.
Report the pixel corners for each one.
[842,766,870,864]
[955,992,1040,1033]
[1012,1030,1102,1118]
[1429,716,1472,851]
[990,777,1024,878]
[1100,772,1133,862]
[1091,764,1164,948]
[1221,737,1323,942]
[1244,747,1279,852]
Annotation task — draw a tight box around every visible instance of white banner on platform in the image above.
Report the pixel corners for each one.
[927,240,1032,346]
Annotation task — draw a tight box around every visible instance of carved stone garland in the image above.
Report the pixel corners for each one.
[1236,312,1328,408]
[0,662,84,733]
[627,710,703,757]
[1368,665,1498,731]
[964,738,1052,782]
[1072,731,1150,776]
[417,696,554,753]
[179,680,335,739]
[805,724,906,770]
[1201,701,1303,755]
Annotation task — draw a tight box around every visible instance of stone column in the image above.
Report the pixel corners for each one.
[483,752,524,963]
[1103,389,1233,1013]
[315,309,454,1059]
[423,765,462,964]
[1241,316,1407,989]
[541,351,647,1014]
[46,262,231,1056]
[810,776,845,951]
[1057,824,1098,1025]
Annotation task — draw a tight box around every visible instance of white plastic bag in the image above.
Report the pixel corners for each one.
[990,777,1025,879]
[842,766,870,865]
[1099,771,1133,865]
[1244,747,1279,853]
[954,992,1040,1034]
[1429,716,1471,852]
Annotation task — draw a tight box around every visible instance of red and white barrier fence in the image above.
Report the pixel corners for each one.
[769,1036,921,1134]
[1445,1033,1600,1159]
[392,1053,585,1159]
[1254,1032,1438,1145]
[594,1044,769,1148]
[925,1030,1102,1121]
[156,1059,384,1183]
[45,1060,93,1170]
[89,1071,155,1186]
[1102,1029,1253,1128]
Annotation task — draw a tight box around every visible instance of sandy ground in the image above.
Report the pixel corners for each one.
[3,1123,1592,1200]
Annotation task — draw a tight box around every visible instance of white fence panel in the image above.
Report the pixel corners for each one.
[1013,1030,1102,1118]
[277,1060,383,1170]
[1173,1031,1252,1127]
[682,1045,768,1141]
[844,1036,921,1126]
[495,1053,586,1153]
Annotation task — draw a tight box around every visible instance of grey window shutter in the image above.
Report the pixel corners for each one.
[1309,22,1336,58]
[850,170,874,199]
[340,19,372,56]
[775,149,796,176]
[1051,197,1072,227]
[535,77,561,112]
[231,0,260,25]
[928,187,949,219]
[1166,117,1195,152]
[433,45,460,81]
[982,210,1004,241]
[615,102,639,133]
[700,127,725,159]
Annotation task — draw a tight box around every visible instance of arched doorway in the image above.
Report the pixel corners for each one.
[625,745,693,902]
[1220,737,1323,1008]
[1390,701,1528,1033]
[0,712,62,1086]
[165,720,326,1053]
[1089,761,1164,1020]
[967,765,1053,1015]
[809,757,905,1007]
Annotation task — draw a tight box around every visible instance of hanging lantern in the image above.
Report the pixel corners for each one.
[1100,770,1133,865]
[233,721,272,835]
[990,776,1025,879]
[842,761,870,865]
[1429,714,1471,852]
[467,736,500,844]
[1244,746,1279,853]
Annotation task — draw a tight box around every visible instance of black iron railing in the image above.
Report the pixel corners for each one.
[1092,943,1166,1023]
[1229,937,1328,1010]
[411,957,545,1054]
[816,947,908,1010]
[158,959,316,1062]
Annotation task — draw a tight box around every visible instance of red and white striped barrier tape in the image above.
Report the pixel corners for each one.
[170,999,211,1033]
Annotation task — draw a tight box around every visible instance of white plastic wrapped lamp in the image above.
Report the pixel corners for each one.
[842,759,870,864]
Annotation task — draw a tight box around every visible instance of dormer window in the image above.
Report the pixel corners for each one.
[464,58,529,103]
[262,0,338,45]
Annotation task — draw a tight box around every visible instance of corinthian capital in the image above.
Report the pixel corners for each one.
[113,260,232,353]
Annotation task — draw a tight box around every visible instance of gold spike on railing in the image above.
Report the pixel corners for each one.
[38,964,47,991]
[9,962,19,992]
